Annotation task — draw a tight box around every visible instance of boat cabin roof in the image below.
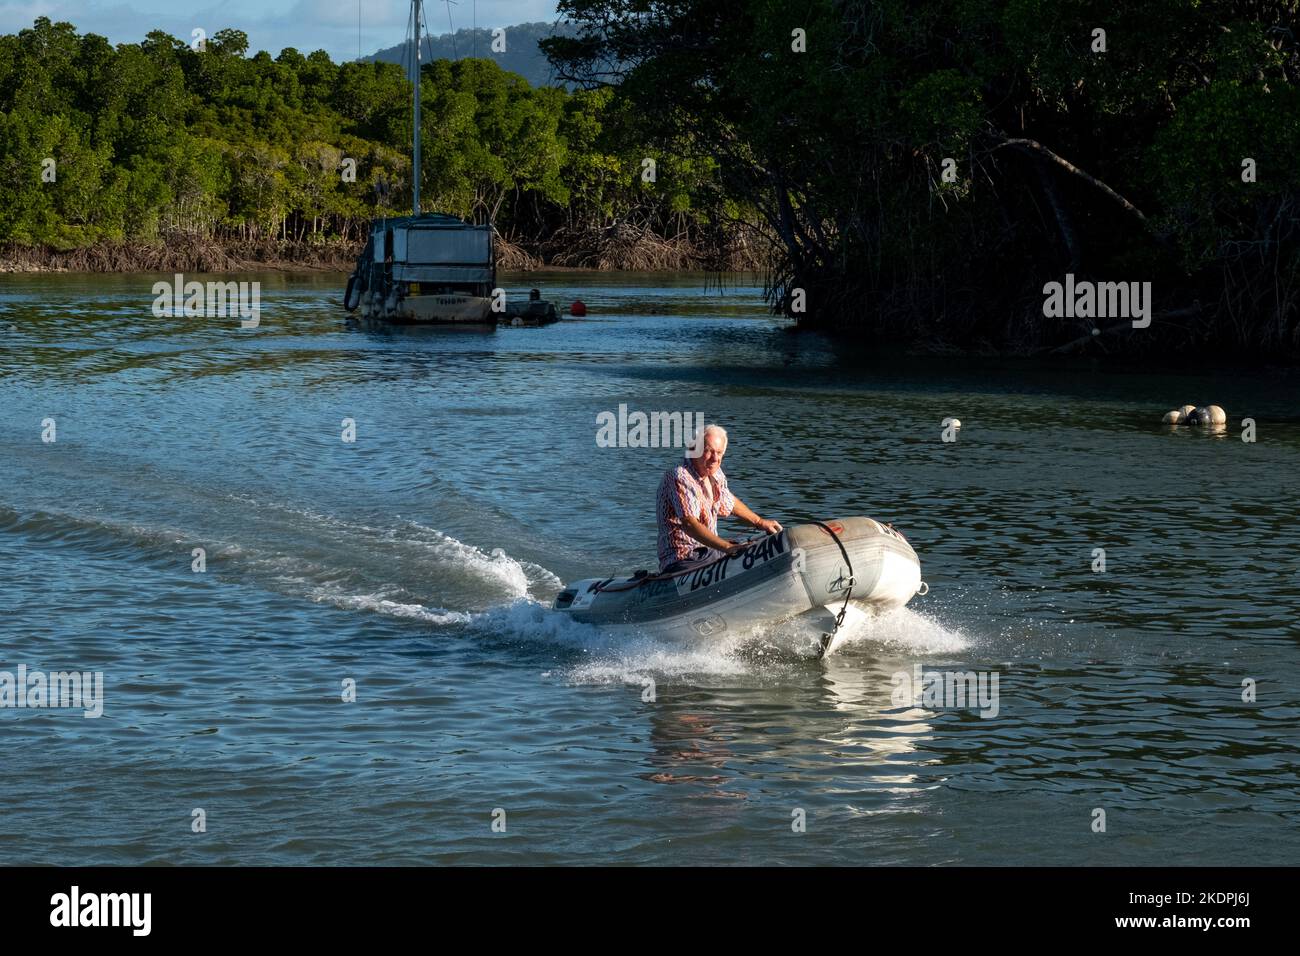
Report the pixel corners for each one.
[374,213,489,231]
[369,213,494,279]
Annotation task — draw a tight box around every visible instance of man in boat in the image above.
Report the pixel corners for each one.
[656,424,783,573]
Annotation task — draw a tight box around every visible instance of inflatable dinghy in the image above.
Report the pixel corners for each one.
[552,517,924,656]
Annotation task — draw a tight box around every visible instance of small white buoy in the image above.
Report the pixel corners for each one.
[1178,404,1196,419]
[1162,410,1182,425]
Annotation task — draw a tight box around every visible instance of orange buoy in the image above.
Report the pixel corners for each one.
[569,299,587,317]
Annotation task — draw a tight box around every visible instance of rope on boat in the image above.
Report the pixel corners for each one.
[805,520,855,658]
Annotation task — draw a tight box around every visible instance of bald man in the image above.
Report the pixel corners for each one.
[656,424,782,573]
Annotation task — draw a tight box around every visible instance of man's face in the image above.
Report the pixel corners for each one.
[695,433,726,478]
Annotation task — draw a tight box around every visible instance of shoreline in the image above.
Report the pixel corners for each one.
[6,239,1292,364]
[0,260,736,276]
[0,237,359,276]
[0,259,354,275]
[0,231,765,276]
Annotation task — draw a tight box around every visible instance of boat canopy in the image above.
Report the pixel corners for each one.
[371,213,494,286]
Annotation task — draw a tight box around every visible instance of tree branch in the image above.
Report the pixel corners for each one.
[994,135,1150,227]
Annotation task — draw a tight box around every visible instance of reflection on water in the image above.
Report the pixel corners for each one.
[818,654,935,792]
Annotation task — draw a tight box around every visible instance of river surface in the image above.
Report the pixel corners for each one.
[1,270,1297,865]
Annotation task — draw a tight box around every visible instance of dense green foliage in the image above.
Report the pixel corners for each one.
[545,0,1300,356]
[6,6,1296,355]
[0,17,725,251]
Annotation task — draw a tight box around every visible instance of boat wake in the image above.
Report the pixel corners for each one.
[544,603,970,686]
[821,604,970,655]
[2,496,967,684]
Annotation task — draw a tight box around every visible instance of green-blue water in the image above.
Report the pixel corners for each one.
[1,270,1296,864]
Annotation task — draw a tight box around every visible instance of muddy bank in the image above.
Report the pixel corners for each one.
[0,235,358,274]
[1,223,768,275]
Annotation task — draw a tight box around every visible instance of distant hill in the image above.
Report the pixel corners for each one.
[364,20,579,87]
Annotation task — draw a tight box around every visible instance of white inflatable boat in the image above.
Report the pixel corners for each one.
[552,516,925,656]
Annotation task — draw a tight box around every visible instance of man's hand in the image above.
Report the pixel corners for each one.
[683,512,738,555]
[731,498,782,537]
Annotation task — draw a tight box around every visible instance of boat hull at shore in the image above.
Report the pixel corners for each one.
[553,516,923,650]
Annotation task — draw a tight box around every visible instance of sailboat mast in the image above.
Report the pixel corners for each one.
[412,0,423,215]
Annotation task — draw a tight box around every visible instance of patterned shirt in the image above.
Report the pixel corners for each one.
[657,456,736,569]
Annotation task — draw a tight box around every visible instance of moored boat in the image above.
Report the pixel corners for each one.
[342,0,558,327]
[345,213,497,324]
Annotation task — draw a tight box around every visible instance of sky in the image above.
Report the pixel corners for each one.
[0,0,561,63]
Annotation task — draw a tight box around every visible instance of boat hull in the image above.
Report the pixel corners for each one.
[553,516,922,641]
[359,289,495,325]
